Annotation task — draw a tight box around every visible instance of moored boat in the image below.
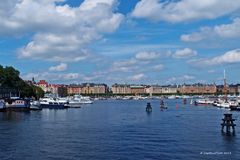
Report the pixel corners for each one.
[70,95,93,104]
[39,97,68,109]
[195,99,214,105]
[5,98,30,111]
[30,100,42,110]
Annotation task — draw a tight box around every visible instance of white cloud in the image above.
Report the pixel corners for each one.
[181,18,240,42]
[127,73,145,81]
[208,69,215,73]
[131,0,240,23]
[167,74,195,84]
[189,49,240,66]
[111,50,165,72]
[21,72,81,82]
[152,64,164,71]
[111,58,138,72]
[135,51,160,60]
[0,0,124,61]
[49,63,67,71]
[172,48,197,58]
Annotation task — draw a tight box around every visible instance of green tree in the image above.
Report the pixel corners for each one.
[0,65,44,99]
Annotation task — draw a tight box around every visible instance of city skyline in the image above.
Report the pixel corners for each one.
[1,0,240,85]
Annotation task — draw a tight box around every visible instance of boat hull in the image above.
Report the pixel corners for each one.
[40,104,67,109]
[5,107,30,112]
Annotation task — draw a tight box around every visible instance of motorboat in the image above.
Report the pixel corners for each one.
[213,99,238,109]
[195,99,214,105]
[168,95,176,99]
[69,95,93,104]
[30,100,42,110]
[39,97,68,109]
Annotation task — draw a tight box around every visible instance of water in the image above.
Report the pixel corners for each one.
[0,99,240,160]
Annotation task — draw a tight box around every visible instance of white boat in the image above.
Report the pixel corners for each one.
[182,95,191,99]
[213,99,238,109]
[39,97,68,109]
[195,99,214,105]
[67,99,81,108]
[168,95,176,99]
[69,95,93,104]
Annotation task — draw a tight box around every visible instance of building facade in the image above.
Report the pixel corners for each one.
[146,85,178,94]
[178,84,217,94]
[130,85,146,95]
[67,84,81,95]
[161,85,178,94]
[37,80,49,92]
[81,83,107,94]
[111,84,131,94]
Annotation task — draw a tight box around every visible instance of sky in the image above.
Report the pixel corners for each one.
[0,0,240,85]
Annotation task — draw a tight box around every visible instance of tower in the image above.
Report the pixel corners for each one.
[223,69,228,101]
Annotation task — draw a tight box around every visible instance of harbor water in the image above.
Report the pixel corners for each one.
[0,99,240,160]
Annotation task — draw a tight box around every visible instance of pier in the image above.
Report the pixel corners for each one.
[221,114,236,135]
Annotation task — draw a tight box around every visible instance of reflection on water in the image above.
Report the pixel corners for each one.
[0,111,30,122]
[0,99,239,160]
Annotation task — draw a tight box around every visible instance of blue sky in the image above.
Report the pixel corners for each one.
[0,0,240,85]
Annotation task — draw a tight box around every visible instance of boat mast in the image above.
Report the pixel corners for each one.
[223,69,227,102]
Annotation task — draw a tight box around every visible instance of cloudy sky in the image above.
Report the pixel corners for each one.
[1,0,240,85]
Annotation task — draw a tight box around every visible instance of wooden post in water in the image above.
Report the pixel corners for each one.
[221,114,236,135]
[146,102,152,112]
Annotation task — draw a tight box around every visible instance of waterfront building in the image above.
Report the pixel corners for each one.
[67,84,82,95]
[92,83,108,94]
[111,84,131,94]
[146,85,161,94]
[130,85,146,95]
[217,84,238,95]
[161,85,178,94]
[229,85,238,95]
[146,85,178,94]
[48,84,59,95]
[37,80,49,92]
[237,85,240,95]
[58,85,68,97]
[178,84,216,94]
[81,83,107,94]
